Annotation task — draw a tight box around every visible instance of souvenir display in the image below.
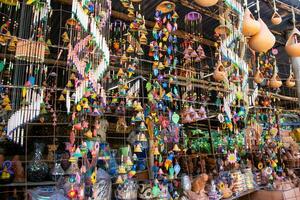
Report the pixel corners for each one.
[0,0,300,199]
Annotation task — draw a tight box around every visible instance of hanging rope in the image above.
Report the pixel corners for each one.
[256,0,260,19]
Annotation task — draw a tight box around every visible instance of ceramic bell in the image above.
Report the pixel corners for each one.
[242,8,261,37]
[173,144,181,152]
[59,94,65,101]
[249,18,275,52]
[134,144,143,153]
[194,0,218,7]
[139,133,148,142]
[153,147,160,156]
[116,175,124,184]
[285,27,300,57]
[118,164,127,174]
[126,44,134,53]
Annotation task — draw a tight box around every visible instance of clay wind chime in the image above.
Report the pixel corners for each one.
[6,2,50,142]
[15,4,49,63]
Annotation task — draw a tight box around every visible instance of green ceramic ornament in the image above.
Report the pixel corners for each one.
[0,61,4,72]
[146,82,152,92]
[172,112,179,124]
[152,184,161,197]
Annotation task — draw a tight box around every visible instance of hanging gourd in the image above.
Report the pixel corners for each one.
[242,8,261,36]
[194,0,218,7]
[286,65,296,88]
[285,8,300,57]
[269,62,282,89]
[254,58,264,84]
[213,62,227,82]
[271,0,282,25]
[249,1,275,52]
[271,13,282,25]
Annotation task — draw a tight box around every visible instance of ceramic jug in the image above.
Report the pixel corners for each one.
[249,18,275,52]
[242,8,261,37]
[285,27,300,57]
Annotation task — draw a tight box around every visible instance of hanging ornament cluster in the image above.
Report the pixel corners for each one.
[151,3,178,77]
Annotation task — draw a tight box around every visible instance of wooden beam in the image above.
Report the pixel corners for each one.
[179,0,220,20]
[0,53,67,66]
[111,10,216,47]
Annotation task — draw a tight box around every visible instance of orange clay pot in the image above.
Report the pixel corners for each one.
[271,12,282,25]
[242,8,261,37]
[249,18,275,52]
[194,0,218,7]
[285,27,300,57]
[213,62,227,82]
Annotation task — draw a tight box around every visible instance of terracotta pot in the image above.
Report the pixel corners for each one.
[249,18,275,52]
[213,62,227,82]
[194,0,218,7]
[271,12,282,25]
[254,69,264,84]
[242,8,261,37]
[269,72,282,88]
[286,72,296,88]
[156,1,176,13]
[285,27,300,57]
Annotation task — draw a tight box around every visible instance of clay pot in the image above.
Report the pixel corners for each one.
[271,12,282,25]
[285,27,300,57]
[213,62,227,82]
[194,0,218,7]
[269,72,282,89]
[254,69,264,84]
[156,1,176,13]
[242,8,261,37]
[286,72,296,88]
[249,18,275,52]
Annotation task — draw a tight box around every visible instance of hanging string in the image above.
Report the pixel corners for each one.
[292,6,296,28]
[256,0,260,19]
[273,0,277,12]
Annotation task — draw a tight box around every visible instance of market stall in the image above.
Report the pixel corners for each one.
[0,0,300,199]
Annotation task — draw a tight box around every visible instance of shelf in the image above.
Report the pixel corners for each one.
[0,181,56,187]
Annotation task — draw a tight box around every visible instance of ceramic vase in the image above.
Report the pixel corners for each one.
[27,143,49,182]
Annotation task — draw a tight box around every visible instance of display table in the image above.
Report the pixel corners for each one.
[249,188,300,200]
